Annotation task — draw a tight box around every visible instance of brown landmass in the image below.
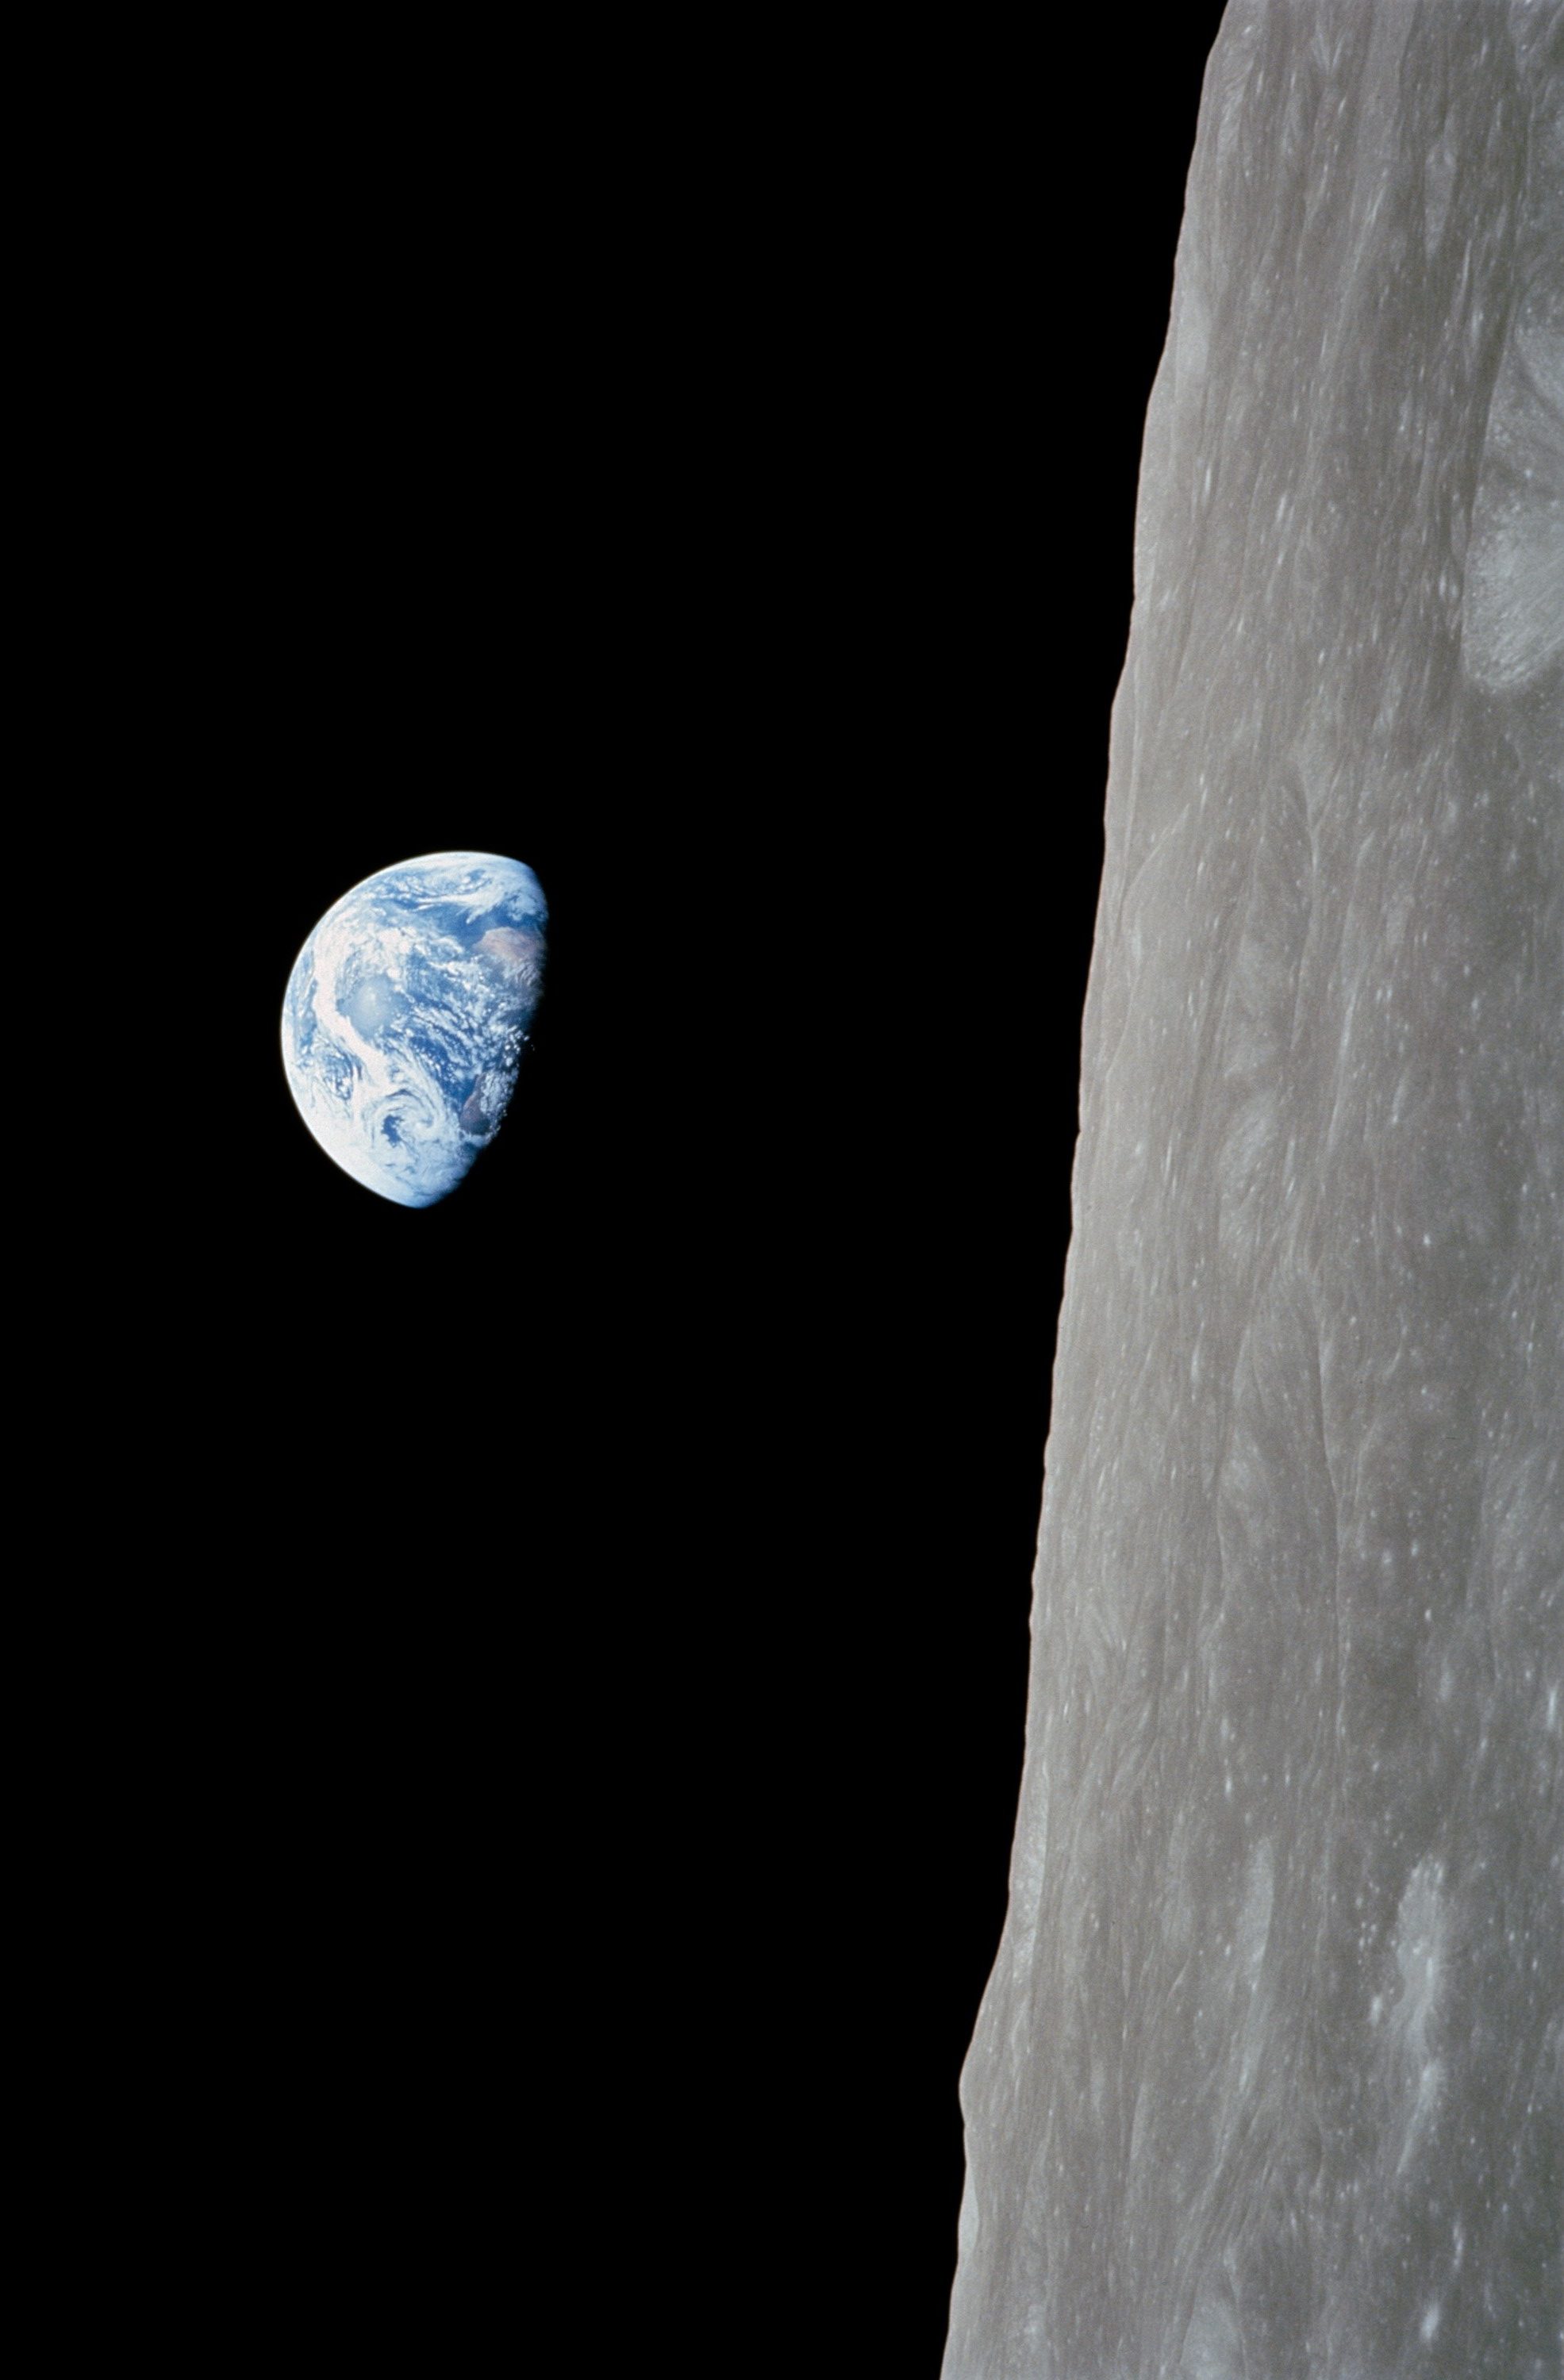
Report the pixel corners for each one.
[476,927,541,974]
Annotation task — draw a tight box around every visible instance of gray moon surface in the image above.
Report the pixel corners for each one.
[943,5,1562,2372]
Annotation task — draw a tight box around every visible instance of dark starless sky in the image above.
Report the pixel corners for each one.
[172,10,1228,2363]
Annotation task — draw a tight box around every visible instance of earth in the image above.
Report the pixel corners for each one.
[281,852,547,1207]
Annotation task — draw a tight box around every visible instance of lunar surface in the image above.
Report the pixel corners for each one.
[281,852,547,1207]
[943,5,1562,2373]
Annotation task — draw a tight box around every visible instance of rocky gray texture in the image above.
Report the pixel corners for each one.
[944,4,1562,2373]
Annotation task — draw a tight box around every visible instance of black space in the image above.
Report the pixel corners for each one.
[128,11,1228,2364]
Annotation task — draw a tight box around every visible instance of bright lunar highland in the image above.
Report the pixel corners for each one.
[282,851,547,1207]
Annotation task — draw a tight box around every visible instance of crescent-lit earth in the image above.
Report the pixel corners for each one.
[281,851,547,1207]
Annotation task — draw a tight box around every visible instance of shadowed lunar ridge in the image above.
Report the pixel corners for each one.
[943,4,1562,2373]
